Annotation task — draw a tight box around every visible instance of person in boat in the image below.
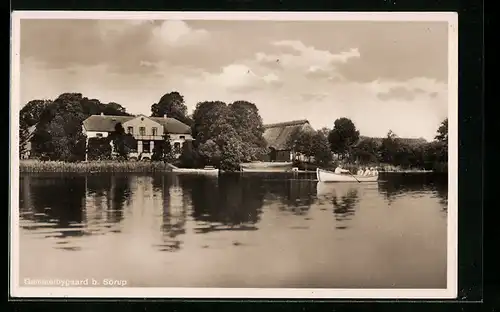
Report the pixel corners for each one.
[334,164,350,175]
[372,167,379,176]
[356,168,364,176]
[363,167,372,176]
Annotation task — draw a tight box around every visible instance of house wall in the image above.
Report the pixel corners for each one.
[275,150,293,162]
[168,133,193,155]
[122,116,163,159]
[122,116,164,140]
[84,130,110,138]
[82,115,193,161]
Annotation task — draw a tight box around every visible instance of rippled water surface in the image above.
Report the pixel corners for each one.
[18,172,448,288]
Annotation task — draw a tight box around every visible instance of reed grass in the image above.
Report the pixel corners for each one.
[20,160,176,173]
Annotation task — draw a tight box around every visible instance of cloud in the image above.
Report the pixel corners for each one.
[263,40,360,73]
[251,40,361,87]
[300,93,329,102]
[373,77,446,102]
[151,20,209,47]
[19,20,449,140]
[377,86,419,101]
[188,39,361,94]
[196,64,283,93]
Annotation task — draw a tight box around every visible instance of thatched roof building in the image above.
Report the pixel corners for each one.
[263,119,314,150]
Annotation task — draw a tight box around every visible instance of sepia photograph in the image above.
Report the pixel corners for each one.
[10,11,457,299]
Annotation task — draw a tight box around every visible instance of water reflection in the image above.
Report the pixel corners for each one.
[316,182,361,229]
[19,172,448,253]
[260,174,317,216]
[378,172,448,210]
[19,172,449,288]
[181,174,265,233]
[20,174,133,250]
[332,189,359,229]
[153,175,187,252]
[20,175,86,239]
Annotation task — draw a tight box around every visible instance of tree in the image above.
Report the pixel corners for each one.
[318,127,331,139]
[379,130,399,164]
[110,122,129,159]
[310,131,333,166]
[31,123,53,159]
[352,137,379,164]
[152,134,174,162]
[198,139,221,166]
[151,91,191,125]
[227,100,268,161]
[178,140,201,168]
[20,99,52,128]
[87,137,112,161]
[219,136,245,172]
[30,94,88,161]
[435,118,448,144]
[424,118,448,172]
[19,127,30,158]
[25,93,132,161]
[191,101,247,170]
[328,118,360,159]
[286,128,332,165]
[192,101,229,144]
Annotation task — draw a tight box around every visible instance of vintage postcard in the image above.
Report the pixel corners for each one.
[10,11,458,299]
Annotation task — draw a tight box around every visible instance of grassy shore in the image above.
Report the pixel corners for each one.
[20,160,176,173]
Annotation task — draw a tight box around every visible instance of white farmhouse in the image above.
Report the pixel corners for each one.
[82,113,193,160]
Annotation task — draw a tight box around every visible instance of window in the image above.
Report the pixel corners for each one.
[96,133,103,138]
[127,127,133,134]
[143,141,151,153]
[152,127,158,136]
[139,127,146,136]
[179,136,185,139]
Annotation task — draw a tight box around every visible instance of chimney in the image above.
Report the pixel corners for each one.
[163,114,167,119]
[100,112,104,116]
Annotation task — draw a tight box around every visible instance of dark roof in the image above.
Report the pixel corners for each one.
[358,136,428,146]
[149,116,191,134]
[263,120,312,150]
[82,115,132,132]
[264,119,310,129]
[82,115,191,134]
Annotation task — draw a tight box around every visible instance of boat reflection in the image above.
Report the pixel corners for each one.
[315,182,362,229]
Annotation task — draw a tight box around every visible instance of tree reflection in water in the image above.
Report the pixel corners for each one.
[378,172,448,211]
[153,175,187,252]
[19,173,131,248]
[183,174,265,233]
[331,188,359,230]
[21,174,86,238]
[263,176,316,216]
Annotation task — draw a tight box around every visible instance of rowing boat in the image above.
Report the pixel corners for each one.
[240,162,293,172]
[171,167,219,176]
[316,168,378,182]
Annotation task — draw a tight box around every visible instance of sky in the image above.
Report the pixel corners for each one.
[19,18,450,140]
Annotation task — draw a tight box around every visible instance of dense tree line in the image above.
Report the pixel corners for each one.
[284,116,448,172]
[20,91,448,172]
[20,93,132,161]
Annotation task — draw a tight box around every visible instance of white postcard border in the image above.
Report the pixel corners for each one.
[9,10,459,299]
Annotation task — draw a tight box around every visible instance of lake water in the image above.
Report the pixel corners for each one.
[17,172,448,289]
